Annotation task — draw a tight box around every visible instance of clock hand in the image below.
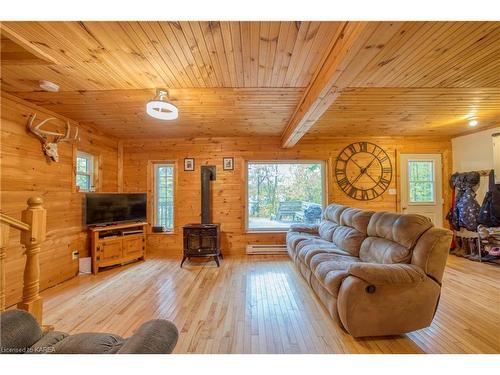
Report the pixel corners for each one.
[364,155,378,171]
[351,158,365,172]
[351,170,365,185]
[364,171,379,184]
[357,155,380,184]
[350,155,382,187]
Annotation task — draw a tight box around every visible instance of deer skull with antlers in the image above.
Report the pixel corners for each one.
[28,113,79,162]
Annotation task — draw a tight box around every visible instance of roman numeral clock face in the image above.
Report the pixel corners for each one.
[334,142,392,200]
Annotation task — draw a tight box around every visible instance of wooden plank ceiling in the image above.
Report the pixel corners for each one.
[1,21,499,140]
[305,88,500,138]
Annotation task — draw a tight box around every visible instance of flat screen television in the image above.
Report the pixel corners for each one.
[85,193,147,226]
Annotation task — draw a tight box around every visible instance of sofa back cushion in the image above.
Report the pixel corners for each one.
[330,208,374,256]
[318,204,347,241]
[359,212,433,264]
[322,204,347,222]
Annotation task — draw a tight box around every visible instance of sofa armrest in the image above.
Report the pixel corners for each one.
[348,263,426,285]
[118,320,178,354]
[0,310,43,353]
[289,223,319,235]
[337,275,441,337]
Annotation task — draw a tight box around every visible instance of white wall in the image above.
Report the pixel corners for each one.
[452,127,500,172]
[452,127,500,202]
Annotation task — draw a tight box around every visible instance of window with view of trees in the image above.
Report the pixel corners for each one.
[154,163,174,230]
[246,161,325,231]
[76,151,95,192]
[408,160,435,203]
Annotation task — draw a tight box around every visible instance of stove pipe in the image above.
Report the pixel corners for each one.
[201,166,216,224]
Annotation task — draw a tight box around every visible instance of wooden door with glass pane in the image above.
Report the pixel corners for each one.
[400,154,443,227]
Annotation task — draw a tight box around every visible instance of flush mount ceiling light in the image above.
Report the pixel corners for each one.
[146,90,178,120]
[39,80,60,92]
[469,119,479,127]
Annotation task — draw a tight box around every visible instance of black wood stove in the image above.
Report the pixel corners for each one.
[181,166,222,267]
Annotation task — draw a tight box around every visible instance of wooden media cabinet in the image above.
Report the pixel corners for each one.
[89,221,147,275]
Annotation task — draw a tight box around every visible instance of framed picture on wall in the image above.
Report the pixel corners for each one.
[184,158,195,171]
[223,157,234,171]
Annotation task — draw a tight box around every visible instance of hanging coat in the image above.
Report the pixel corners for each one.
[478,170,500,227]
[455,172,481,231]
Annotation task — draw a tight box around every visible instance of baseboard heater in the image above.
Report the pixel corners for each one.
[246,244,287,255]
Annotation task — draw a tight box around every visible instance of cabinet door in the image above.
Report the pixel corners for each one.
[99,238,122,262]
[123,235,144,257]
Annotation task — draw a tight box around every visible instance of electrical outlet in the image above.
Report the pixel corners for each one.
[71,250,79,260]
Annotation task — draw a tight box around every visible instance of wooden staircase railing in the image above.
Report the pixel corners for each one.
[0,197,46,324]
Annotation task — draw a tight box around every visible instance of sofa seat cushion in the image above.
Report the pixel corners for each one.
[309,253,360,297]
[360,237,414,264]
[297,242,352,268]
[52,332,125,354]
[295,237,335,253]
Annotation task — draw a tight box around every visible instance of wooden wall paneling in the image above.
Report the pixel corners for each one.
[117,140,123,192]
[122,136,452,257]
[1,92,119,307]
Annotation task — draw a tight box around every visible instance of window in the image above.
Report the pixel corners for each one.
[154,163,174,230]
[408,160,435,203]
[247,161,325,231]
[76,151,95,192]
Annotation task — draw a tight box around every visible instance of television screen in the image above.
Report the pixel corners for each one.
[85,193,147,226]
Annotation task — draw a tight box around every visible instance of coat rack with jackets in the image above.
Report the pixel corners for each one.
[447,169,500,264]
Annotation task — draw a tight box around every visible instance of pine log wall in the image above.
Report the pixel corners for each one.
[122,136,452,257]
[1,93,119,306]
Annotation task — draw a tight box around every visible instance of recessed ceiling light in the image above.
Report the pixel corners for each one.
[146,89,178,120]
[39,80,60,92]
[469,119,478,127]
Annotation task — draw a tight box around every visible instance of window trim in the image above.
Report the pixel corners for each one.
[152,162,175,232]
[245,160,327,233]
[75,150,95,192]
[407,159,437,205]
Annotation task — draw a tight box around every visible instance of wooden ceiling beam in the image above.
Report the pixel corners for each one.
[280,22,370,148]
[1,24,58,65]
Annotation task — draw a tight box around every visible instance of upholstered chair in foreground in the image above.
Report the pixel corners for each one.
[0,309,178,354]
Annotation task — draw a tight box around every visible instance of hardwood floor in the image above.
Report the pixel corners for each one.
[39,254,500,354]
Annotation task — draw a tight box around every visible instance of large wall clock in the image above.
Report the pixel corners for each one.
[334,141,392,201]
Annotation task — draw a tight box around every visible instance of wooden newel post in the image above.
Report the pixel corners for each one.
[0,223,10,312]
[17,197,46,324]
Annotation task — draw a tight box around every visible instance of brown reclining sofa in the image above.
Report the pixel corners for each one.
[286,204,452,338]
